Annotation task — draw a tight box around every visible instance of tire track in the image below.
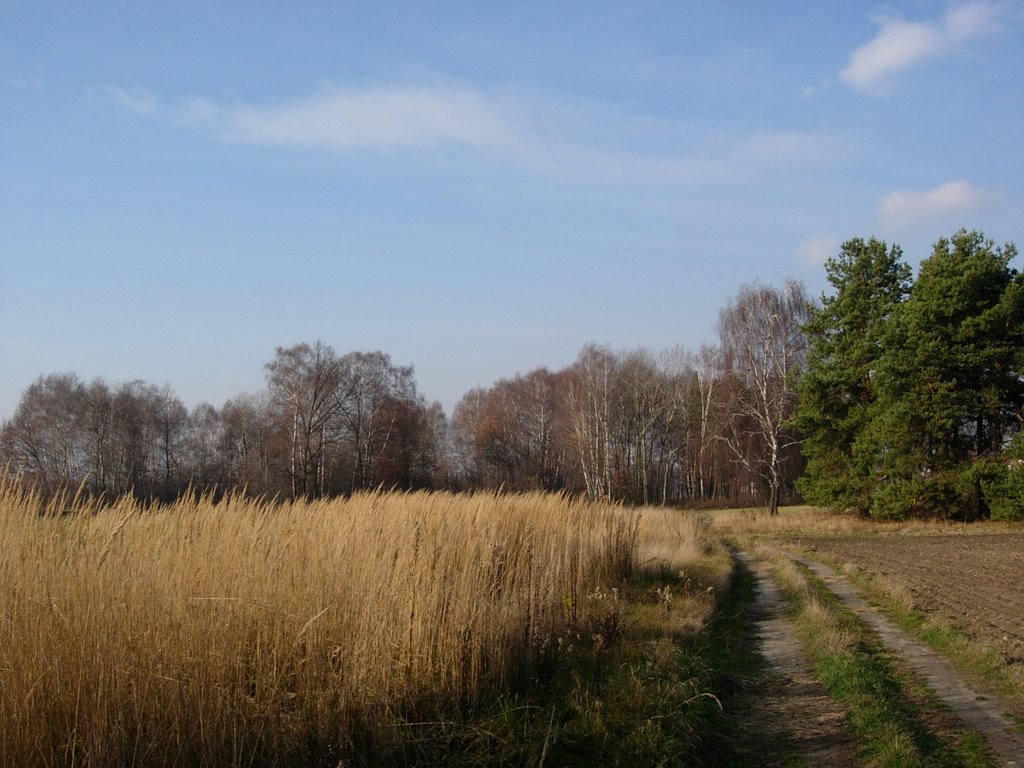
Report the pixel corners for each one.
[796,534,1024,661]
[796,556,1024,767]
[732,552,860,767]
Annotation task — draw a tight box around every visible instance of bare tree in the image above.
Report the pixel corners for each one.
[1,373,88,492]
[185,402,224,491]
[693,344,724,502]
[613,349,669,504]
[1,374,198,499]
[450,368,563,492]
[563,344,617,501]
[451,387,488,486]
[517,368,563,490]
[335,351,417,491]
[82,379,115,493]
[265,341,343,498]
[719,280,810,514]
[220,392,274,495]
[650,346,697,505]
[154,385,189,498]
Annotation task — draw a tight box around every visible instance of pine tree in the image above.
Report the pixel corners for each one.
[869,230,1023,518]
[795,238,910,513]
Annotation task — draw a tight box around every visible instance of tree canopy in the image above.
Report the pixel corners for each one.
[798,229,1023,519]
[795,237,910,513]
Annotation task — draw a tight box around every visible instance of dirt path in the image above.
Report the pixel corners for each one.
[794,534,1024,664]
[732,552,861,767]
[796,556,1024,767]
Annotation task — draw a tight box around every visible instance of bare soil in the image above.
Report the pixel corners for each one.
[793,533,1024,667]
[730,553,861,767]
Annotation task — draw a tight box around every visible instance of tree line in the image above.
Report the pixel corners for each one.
[3,229,1021,517]
[0,346,446,501]
[0,289,810,509]
[452,279,810,512]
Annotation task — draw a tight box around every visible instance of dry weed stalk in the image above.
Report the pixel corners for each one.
[0,480,649,766]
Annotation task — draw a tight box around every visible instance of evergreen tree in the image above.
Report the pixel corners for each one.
[795,238,910,513]
[869,230,1022,518]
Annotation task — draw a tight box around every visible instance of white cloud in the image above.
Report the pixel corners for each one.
[796,237,839,268]
[841,18,943,92]
[91,84,160,117]
[879,180,998,228]
[174,86,531,158]
[945,2,1006,41]
[840,2,1007,93]
[98,82,847,184]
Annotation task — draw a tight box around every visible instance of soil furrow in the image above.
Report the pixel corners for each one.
[796,534,1024,661]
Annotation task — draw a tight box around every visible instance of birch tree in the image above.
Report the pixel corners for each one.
[563,344,616,501]
[220,392,274,494]
[719,280,810,514]
[0,373,88,492]
[335,351,417,490]
[265,341,342,498]
[692,345,722,502]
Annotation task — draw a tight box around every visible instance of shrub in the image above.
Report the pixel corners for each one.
[869,461,1006,520]
[869,475,959,520]
[981,462,1024,521]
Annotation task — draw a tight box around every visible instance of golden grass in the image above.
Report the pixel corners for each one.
[0,480,660,766]
[711,504,1023,538]
[636,508,720,577]
[632,508,731,639]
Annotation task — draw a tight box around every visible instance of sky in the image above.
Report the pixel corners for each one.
[2,1,1022,419]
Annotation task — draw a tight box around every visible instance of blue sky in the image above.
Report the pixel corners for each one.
[2,1,1022,418]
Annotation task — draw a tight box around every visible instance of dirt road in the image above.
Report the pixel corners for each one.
[795,533,1024,664]
[797,556,1024,767]
[732,553,860,767]
[740,548,1024,767]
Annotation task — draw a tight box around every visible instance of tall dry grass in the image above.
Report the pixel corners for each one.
[0,480,642,766]
[711,505,873,537]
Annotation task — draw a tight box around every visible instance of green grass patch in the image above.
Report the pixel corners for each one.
[780,559,1000,768]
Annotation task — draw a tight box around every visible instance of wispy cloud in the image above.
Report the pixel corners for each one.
[91,84,160,117]
[795,236,839,268]
[840,2,1008,94]
[735,132,845,170]
[176,86,530,156]
[97,82,848,184]
[879,180,998,229]
[8,76,46,91]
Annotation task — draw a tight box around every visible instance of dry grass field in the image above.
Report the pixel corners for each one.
[0,479,719,767]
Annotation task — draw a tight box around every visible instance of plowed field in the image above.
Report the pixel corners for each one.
[793,533,1024,664]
